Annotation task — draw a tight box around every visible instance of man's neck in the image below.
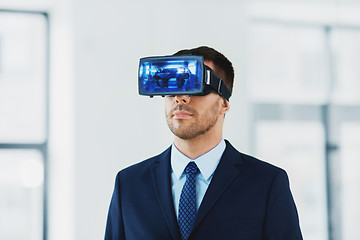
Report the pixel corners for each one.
[173,131,223,160]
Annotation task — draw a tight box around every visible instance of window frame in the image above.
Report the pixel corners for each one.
[0,8,49,240]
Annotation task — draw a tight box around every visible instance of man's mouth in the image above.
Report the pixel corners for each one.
[172,110,193,119]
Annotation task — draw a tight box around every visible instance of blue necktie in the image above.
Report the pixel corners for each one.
[178,161,200,240]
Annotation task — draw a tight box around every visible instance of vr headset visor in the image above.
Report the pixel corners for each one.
[138,56,231,101]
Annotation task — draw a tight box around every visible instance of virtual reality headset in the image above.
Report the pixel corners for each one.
[138,55,231,101]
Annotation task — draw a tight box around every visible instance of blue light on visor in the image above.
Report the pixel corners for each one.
[139,56,203,96]
[138,55,231,100]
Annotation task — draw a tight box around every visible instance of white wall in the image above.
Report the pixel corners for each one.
[72,0,249,239]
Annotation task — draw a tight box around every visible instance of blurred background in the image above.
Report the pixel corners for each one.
[0,0,359,240]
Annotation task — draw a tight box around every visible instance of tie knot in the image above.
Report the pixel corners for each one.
[184,161,199,175]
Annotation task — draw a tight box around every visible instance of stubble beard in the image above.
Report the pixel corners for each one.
[165,103,220,140]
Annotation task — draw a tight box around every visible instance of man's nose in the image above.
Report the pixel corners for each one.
[175,95,191,104]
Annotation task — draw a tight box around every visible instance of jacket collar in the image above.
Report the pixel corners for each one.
[191,140,244,234]
[151,147,181,239]
[150,140,244,239]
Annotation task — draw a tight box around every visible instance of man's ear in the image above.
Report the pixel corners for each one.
[220,98,230,115]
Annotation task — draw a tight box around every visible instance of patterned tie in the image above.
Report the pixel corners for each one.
[178,161,200,240]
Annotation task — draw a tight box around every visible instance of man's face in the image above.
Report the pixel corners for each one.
[165,93,222,140]
[164,61,227,140]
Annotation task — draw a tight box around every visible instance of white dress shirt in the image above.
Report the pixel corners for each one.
[170,139,226,218]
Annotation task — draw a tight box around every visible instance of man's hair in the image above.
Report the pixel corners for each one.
[173,46,234,95]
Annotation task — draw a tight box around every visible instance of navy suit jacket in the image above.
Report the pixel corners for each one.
[105,140,303,240]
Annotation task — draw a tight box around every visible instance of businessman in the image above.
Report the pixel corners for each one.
[105,46,303,239]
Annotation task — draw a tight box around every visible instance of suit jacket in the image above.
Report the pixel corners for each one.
[105,140,303,240]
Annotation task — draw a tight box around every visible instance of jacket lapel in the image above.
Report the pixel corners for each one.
[151,147,181,240]
[192,140,244,231]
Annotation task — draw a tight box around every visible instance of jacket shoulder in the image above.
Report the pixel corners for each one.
[116,146,171,178]
[225,140,287,177]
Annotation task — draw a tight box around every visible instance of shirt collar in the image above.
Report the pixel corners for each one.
[171,139,226,182]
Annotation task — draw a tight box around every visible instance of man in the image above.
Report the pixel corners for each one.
[105,46,303,239]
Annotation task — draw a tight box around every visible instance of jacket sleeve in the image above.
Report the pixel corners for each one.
[105,172,125,240]
[263,169,303,240]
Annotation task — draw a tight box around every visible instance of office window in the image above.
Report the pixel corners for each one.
[331,30,360,104]
[0,11,47,142]
[0,150,44,240]
[341,123,360,239]
[329,30,360,239]
[246,24,328,104]
[253,105,328,240]
[247,24,329,240]
[0,10,48,240]
[248,21,360,240]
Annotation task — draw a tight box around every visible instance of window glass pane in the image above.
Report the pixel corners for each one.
[255,120,328,240]
[247,25,328,104]
[331,30,360,104]
[0,12,47,143]
[341,122,360,240]
[0,149,44,240]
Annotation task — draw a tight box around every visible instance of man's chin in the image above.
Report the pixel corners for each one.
[171,127,207,140]
[169,127,193,140]
[174,133,196,140]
